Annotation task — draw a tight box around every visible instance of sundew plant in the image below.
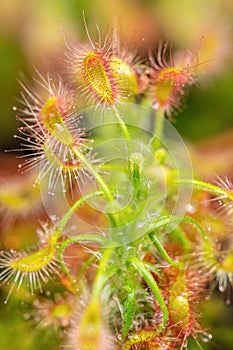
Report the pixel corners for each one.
[0,18,233,350]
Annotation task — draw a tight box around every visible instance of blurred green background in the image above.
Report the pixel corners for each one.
[0,0,233,151]
[0,0,233,349]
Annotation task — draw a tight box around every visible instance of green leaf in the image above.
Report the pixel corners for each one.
[148,232,182,267]
[122,280,136,340]
[129,257,168,331]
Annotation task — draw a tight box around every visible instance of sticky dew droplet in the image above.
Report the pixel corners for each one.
[50,215,57,221]
[202,333,212,343]
[218,285,225,293]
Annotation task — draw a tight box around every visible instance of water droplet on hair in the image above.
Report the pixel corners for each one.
[50,215,57,221]
[80,300,85,307]
[23,313,31,320]
[34,316,41,322]
[12,106,17,111]
[109,300,115,307]
[202,333,212,342]
[219,285,225,292]
[186,203,196,214]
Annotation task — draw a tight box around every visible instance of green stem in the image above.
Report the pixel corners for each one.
[174,178,233,200]
[129,257,168,330]
[112,104,131,142]
[160,208,191,251]
[77,254,97,279]
[58,234,108,276]
[99,163,126,173]
[72,145,114,202]
[91,246,115,301]
[148,232,182,267]
[143,261,160,274]
[170,226,191,252]
[71,147,118,226]
[59,234,108,254]
[56,190,104,237]
[153,108,164,149]
[52,191,105,278]
[148,215,206,241]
